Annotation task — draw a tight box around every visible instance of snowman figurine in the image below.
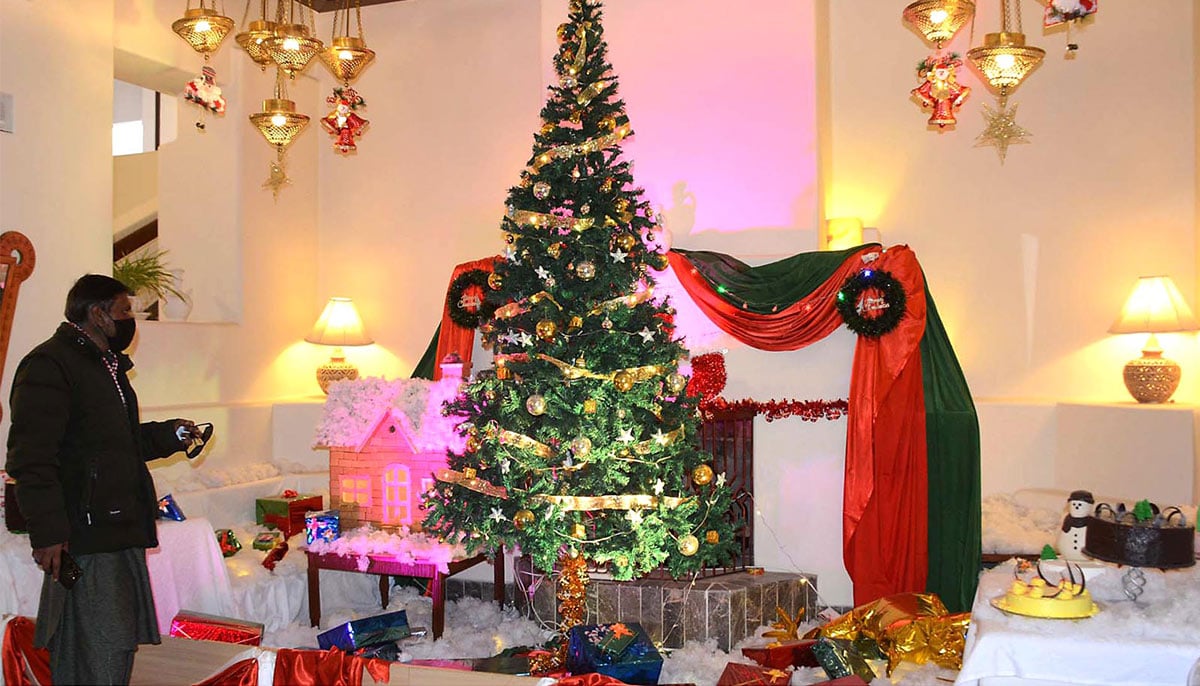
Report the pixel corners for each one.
[1057,490,1094,560]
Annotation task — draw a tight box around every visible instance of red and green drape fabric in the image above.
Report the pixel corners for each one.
[412,257,498,381]
[417,245,980,611]
[668,244,980,611]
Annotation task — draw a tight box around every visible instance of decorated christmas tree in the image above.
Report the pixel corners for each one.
[422,0,738,583]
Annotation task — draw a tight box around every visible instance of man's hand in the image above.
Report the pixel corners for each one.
[32,542,67,580]
[173,419,201,442]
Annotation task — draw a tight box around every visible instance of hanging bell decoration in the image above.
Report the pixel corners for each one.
[235,0,278,69]
[173,0,235,59]
[320,0,376,86]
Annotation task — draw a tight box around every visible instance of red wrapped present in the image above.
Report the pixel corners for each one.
[741,639,820,670]
[169,611,264,646]
[814,678,869,686]
[254,492,322,538]
[716,662,791,686]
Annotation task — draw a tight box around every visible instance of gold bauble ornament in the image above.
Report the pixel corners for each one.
[601,177,615,192]
[526,394,547,416]
[496,364,512,380]
[465,436,481,453]
[557,23,570,42]
[576,261,596,280]
[570,435,592,458]
[567,316,584,333]
[666,373,687,394]
[536,319,558,341]
[706,530,720,544]
[616,233,637,251]
[615,198,630,214]
[540,122,556,135]
[548,243,563,259]
[679,534,700,556]
[613,371,635,392]
[692,464,715,486]
[571,523,587,539]
[569,109,582,124]
[583,398,598,414]
[513,509,535,530]
[488,272,504,290]
[533,181,551,200]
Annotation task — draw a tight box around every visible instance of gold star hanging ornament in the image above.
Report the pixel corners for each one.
[976,100,1030,164]
[262,159,291,199]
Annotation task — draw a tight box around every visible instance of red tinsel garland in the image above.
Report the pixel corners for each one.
[702,396,848,423]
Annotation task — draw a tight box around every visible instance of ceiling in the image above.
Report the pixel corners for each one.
[298,0,410,12]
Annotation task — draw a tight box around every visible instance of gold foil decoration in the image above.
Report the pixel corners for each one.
[493,291,563,321]
[498,429,555,459]
[583,398,598,413]
[588,287,654,315]
[526,124,632,174]
[531,493,689,511]
[537,354,667,387]
[763,606,805,644]
[577,79,609,106]
[435,467,508,499]
[507,207,595,233]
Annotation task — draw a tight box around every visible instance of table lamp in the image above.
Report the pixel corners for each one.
[305,297,374,393]
[1108,276,1199,403]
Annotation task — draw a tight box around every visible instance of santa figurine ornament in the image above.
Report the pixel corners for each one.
[1056,489,1094,560]
[321,87,369,154]
[911,54,969,129]
[183,66,226,131]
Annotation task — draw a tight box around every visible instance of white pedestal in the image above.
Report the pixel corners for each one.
[1055,402,1200,505]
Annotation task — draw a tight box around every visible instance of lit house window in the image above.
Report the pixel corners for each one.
[341,475,372,506]
[383,464,411,525]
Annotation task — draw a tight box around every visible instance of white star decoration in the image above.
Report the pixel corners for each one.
[637,327,655,343]
[500,459,511,474]
[652,479,665,495]
[652,429,669,445]
[609,249,628,264]
[617,428,635,443]
[535,266,552,280]
[626,510,643,527]
[976,100,1031,163]
[517,331,534,347]
[489,507,506,523]
[716,472,726,488]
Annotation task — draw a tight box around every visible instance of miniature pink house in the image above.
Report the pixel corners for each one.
[314,358,467,529]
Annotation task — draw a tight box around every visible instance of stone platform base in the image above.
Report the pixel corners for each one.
[447,563,816,652]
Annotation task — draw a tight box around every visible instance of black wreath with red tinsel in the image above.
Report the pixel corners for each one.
[447,269,497,329]
[835,268,907,338]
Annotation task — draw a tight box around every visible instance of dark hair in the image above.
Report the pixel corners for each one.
[64,274,132,324]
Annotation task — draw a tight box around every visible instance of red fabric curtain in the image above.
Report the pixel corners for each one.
[434,257,498,380]
[272,648,391,686]
[668,246,929,605]
[1,617,51,686]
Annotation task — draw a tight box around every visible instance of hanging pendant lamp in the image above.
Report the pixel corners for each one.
[902,0,974,48]
[173,0,235,58]
[319,0,376,85]
[967,0,1045,97]
[235,0,277,69]
[262,0,323,79]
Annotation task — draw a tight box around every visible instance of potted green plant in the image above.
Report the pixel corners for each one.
[112,249,187,316]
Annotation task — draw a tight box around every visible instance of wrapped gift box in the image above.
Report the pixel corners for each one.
[716,662,792,686]
[305,509,340,545]
[567,622,662,686]
[215,529,242,557]
[255,493,322,538]
[318,610,411,652]
[813,637,876,683]
[253,530,284,551]
[741,639,820,670]
[157,493,186,521]
[169,611,264,646]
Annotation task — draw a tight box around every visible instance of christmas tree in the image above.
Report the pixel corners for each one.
[422,0,737,583]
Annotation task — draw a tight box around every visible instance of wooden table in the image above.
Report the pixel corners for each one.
[306,548,504,639]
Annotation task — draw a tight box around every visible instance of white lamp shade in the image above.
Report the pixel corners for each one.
[305,297,374,346]
[1109,276,1200,334]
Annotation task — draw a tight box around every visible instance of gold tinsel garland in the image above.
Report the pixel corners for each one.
[498,429,555,459]
[435,467,508,499]
[537,354,668,385]
[506,207,595,234]
[527,122,632,174]
[531,493,690,511]
[494,291,563,320]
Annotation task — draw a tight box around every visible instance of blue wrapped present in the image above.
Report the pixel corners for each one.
[305,509,340,545]
[567,622,662,685]
[157,493,186,521]
[317,610,411,652]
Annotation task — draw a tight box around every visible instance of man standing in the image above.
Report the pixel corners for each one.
[6,274,202,684]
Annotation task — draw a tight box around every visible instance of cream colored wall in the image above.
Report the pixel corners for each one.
[113,151,157,235]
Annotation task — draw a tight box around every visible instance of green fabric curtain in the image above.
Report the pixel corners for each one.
[674,246,867,313]
[920,283,982,612]
[410,324,441,380]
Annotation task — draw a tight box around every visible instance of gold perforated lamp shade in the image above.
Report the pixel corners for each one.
[967,32,1045,92]
[263,23,323,78]
[306,297,373,393]
[1109,276,1199,404]
[320,36,376,84]
[172,6,235,56]
[902,0,974,47]
[250,99,309,148]
[236,19,278,68]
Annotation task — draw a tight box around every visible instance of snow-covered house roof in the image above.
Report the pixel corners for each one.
[312,376,466,453]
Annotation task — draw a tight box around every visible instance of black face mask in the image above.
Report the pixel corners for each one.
[106,316,137,352]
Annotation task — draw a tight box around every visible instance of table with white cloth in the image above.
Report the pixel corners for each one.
[0,518,233,633]
[955,560,1200,686]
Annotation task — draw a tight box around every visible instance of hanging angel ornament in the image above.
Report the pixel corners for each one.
[321,87,369,154]
[183,66,226,131]
[911,54,969,129]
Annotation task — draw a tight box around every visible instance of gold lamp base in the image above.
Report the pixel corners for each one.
[317,352,359,394]
[1122,351,1181,403]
